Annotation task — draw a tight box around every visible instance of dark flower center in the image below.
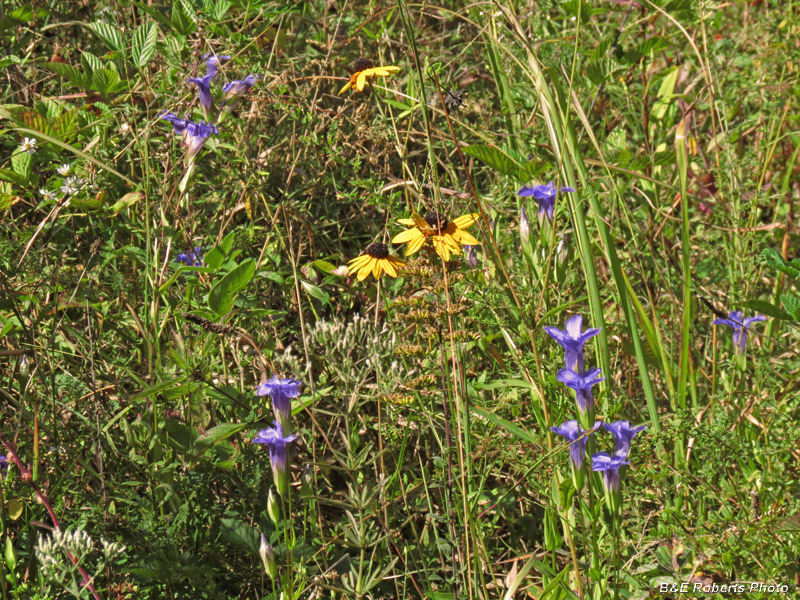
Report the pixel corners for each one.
[424,211,449,233]
[353,57,374,72]
[366,242,389,259]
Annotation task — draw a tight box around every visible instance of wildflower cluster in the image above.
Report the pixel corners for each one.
[546,315,646,498]
[160,53,259,192]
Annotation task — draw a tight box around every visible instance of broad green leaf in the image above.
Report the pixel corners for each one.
[208,259,255,316]
[7,498,23,520]
[741,299,791,321]
[41,62,88,89]
[91,68,122,94]
[11,150,31,180]
[131,22,159,69]
[758,247,800,280]
[87,21,124,51]
[463,144,521,180]
[80,51,103,76]
[780,293,800,321]
[300,279,330,305]
[0,168,28,187]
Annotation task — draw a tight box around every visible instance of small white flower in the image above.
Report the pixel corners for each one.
[60,176,80,196]
[57,164,71,175]
[40,188,57,201]
[19,137,37,154]
[333,265,349,277]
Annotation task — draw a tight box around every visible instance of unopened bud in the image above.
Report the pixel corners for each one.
[267,488,280,526]
[519,206,530,245]
[259,533,277,581]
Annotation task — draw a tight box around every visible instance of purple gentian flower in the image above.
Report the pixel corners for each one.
[203,53,230,77]
[713,311,766,354]
[556,367,604,413]
[175,246,203,267]
[550,420,599,468]
[188,72,216,120]
[519,205,530,244]
[253,421,298,499]
[160,114,218,165]
[603,421,646,459]
[544,315,601,372]
[591,452,629,491]
[160,111,189,133]
[257,376,301,433]
[222,74,260,104]
[0,455,8,478]
[517,181,575,222]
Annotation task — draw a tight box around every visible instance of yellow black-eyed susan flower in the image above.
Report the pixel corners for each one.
[391,210,479,262]
[338,57,401,95]
[347,242,405,281]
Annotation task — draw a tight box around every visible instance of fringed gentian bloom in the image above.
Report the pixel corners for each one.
[713,310,766,354]
[175,246,203,267]
[253,422,298,499]
[591,452,629,491]
[203,53,230,77]
[222,75,259,106]
[550,420,599,469]
[160,112,218,165]
[603,421,646,459]
[517,181,575,222]
[188,72,216,121]
[257,376,301,434]
[544,315,601,372]
[519,205,530,245]
[556,367,605,413]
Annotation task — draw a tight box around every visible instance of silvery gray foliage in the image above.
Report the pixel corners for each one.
[35,528,125,599]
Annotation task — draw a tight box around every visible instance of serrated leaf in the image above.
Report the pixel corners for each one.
[53,108,79,143]
[11,151,32,180]
[80,51,103,77]
[91,68,121,94]
[463,144,525,181]
[0,168,29,187]
[758,247,800,280]
[110,191,143,213]
[208,259,255,316]
[131,22,158,69]
[87,21,124,51]
[219,518,259,554]
[171,1,197,36]
[42,62,88,89]
[741,299,791,321]
[780,293,800,321]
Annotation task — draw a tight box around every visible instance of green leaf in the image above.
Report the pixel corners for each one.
[463,144,521,179]
[41,62,88,89]
[131,22,159,69]
[91,68,122,94]
[87,21,124,51]
[780,293,800,321]
[11,150,32,181]
[170,1,197,36]
[0,168,29,187]
[53,108,79,143]
[203,247,225,269]
[758,247,800,280]
[109,191,143,214]
[300,279,330,305]
[741,299,791,321]
[195,423,249,449]
[314,259,337,274]
[218,518,259,554]
[208,259,255,316]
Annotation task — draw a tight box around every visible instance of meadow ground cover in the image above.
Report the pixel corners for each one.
[0,0,799,598]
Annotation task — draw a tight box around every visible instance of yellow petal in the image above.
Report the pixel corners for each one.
[439,233,462,251]
[356,70,368,92]
[348,254,370,269]
[336,79,353,96]
[357,260,374,281]
[453,213,479,228]
[392,228,422,244]
[453,230,479,246]
[397,218,416,226]
[382,259,397,278]
[406,234,427,256]
[372,259,383,279]
[433,238,451,261]
[372,66,401,75]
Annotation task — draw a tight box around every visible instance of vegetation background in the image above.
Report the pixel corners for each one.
[0,0,799,598]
